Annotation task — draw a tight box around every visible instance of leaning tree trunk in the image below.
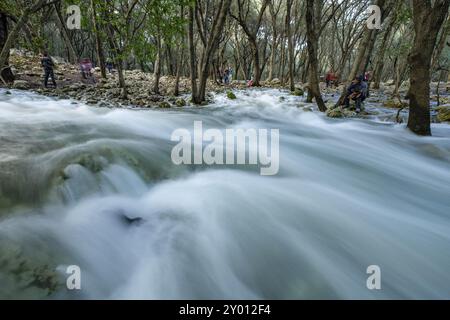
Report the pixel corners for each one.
[0,12,14,83]
[192,0,232,104]
[0,0,47,78]
[372,25,394,89]
[233,0,269,87]
[54,3,78,64]
[431,15,450,73]
[337,0,387,105]
[407,0,450,136]
[305,0,326,112]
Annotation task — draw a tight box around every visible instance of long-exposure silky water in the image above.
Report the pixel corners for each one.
[1,89,450,299]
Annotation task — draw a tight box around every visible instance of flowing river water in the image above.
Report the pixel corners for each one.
[0,88,450,299]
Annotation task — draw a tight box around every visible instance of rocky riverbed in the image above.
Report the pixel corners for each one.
[2,50,450,122]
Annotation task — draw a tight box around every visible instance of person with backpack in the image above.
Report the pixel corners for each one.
[41,52,57,88]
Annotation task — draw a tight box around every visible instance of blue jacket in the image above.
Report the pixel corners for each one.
[347,81,368,99]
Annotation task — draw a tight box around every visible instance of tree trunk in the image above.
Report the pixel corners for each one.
[191,0,232,104]
[54,3,78,63]
[0,0,47,72]
[153,32,162,94]
[105,23,127,98]
[0,12,14,83]
[431,15,450,73]
[233,0,269,87]
[249,37,261,86]
[188,5,199,104]
[305,0,326,112]
[336,0,386,105]
[407,0,450,136]
[90,0,106,79]
[372,28,394,89]
[286,0,295,91]
[174,57,183,97]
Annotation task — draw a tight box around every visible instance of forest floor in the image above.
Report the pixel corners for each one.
[1,50,450,123]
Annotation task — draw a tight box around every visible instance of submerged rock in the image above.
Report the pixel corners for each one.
[0,239,62,299]
[227,91,237,100]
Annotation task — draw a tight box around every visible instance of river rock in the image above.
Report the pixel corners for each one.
[326,108,343,118]
[227,91,237,100]
[291,88,304,96]
[86,99,98,105]
[158,101,171,108]
[437,105,450,122]
[383,99,408,109]
[271,78,281,85]
[175,98,187,107]
[13,80,30,89]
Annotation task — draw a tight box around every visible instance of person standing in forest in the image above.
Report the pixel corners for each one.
[326,71,333,88]
[106,60,113,73]
[41,52,57,88]
[224,68,230,84]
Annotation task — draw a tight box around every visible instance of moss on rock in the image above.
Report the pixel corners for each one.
[291,88,304,96]
[158,101,171,108]
[383,99,408,109]
[326,108,343,118]
[227,91,237,100]
[175,98,187,107]
[437,106,450,122]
